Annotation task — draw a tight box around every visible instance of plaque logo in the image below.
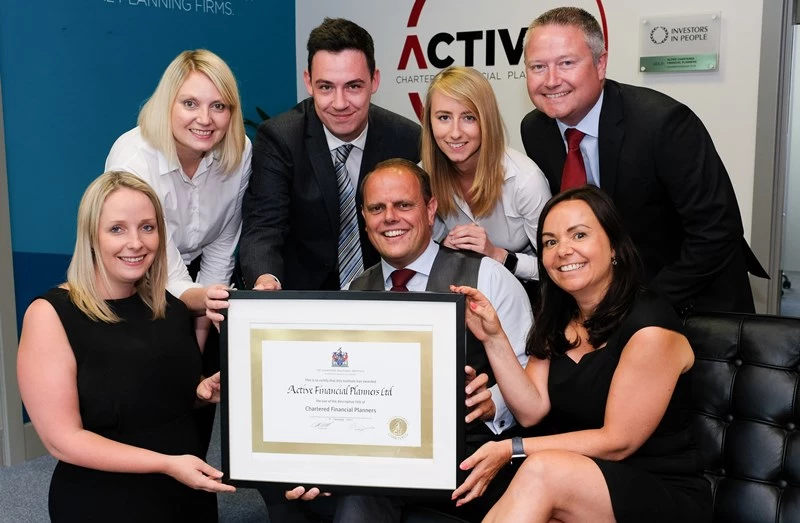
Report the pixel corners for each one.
[650,26,669,45]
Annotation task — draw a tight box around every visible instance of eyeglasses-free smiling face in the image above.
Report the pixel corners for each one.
[171,71,232,168]
[429,91,482,175]
[95,187,159,299]
[362,167,437,270]
[541,199,615,307]
[525,23,607,127]
[304,49,380,142]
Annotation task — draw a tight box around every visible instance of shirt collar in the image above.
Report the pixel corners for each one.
[502,149,514,181]
[556,90,604,139]
[156,148,218,177]
[380,240,439,284]
[323,124,369,153]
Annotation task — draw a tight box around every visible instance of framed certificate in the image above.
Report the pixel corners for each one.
[220,290,466,495]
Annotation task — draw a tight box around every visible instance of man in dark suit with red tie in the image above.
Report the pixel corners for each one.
[520,7,767,315]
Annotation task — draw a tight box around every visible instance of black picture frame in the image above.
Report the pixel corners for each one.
[220,290,467,496]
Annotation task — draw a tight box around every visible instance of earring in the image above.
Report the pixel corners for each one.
[611,256,618,266]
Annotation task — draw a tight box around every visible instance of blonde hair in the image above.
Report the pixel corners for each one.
[421,66,506,218]
[67,171,169,323]
[138,49,245,174]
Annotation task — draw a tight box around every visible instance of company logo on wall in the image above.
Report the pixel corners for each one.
[391,0,608,119]
[295,0,608,149]
[102,0,253,16]
[396,0,533,118]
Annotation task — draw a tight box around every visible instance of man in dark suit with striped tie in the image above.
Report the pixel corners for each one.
[240,17,421,292]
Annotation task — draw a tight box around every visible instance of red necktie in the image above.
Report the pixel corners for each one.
[561,128,587,192]
[390,269,416,292]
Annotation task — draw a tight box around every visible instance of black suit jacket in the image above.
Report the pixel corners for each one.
[521,80,766,314]
[240,98,421,290]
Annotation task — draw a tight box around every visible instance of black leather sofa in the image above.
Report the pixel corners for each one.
[403,312,800,522]
[686,312,800,523]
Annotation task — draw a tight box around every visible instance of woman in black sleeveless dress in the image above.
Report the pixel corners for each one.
[17,172,234,522]
[451,186,712,522]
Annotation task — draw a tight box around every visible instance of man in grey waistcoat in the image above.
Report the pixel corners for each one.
[282,159,532,522]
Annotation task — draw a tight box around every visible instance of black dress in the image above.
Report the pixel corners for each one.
[547,290,712,522]
[41,288,217,523]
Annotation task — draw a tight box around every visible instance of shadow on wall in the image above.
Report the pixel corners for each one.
[12,251,72,423]
[12,252,71,336]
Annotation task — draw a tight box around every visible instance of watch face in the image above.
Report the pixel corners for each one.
[504,252,518,272]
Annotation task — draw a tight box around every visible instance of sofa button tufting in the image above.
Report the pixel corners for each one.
[733,359,743,367]
[725,414,734,422]
[788,423,797,431]
[779,480,788,488]
[719,468,726,475]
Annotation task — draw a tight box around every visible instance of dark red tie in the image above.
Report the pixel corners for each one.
[561,128,587,192]
[390,269,416,292]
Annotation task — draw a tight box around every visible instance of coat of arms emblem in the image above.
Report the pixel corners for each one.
[331,347,349,367]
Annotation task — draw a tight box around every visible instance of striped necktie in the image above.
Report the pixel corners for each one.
[334,144,363,287]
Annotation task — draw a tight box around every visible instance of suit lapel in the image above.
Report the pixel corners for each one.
[305,108,339,232]
[598,81,624,198]
[540,119,567,194]
[356,106,382,267]
[359,106,382,205]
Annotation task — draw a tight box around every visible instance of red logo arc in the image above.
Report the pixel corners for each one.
[404,0,609,120]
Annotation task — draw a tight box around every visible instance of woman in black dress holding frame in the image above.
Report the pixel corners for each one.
[451,186,711,522]
[17,171,234,522]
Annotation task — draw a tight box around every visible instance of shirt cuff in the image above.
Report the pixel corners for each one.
[513,252,539,281]
[484,383,516,435]
[168,279,204,300]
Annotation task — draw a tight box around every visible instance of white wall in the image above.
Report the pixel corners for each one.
[296,0,766,242]
[605,0,764,242]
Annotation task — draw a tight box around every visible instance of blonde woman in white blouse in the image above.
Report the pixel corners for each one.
[421,66,550,298]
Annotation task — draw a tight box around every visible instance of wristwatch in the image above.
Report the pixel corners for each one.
[503,251,518,274]
[510,436,526,462]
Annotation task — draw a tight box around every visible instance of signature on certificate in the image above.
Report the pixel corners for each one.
[312,419,336,429]
[349,422,376,432]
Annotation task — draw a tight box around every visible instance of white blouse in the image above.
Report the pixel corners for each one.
[433,147,551,280]
[106,127,252,298]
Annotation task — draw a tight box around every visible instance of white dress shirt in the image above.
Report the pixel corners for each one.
[556,90,604,187]
[323,124,368,188]
[433,147,551,281]
[371,240,532,434]
[106,127,252,298]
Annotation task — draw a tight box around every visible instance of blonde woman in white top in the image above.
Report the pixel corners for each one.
[421,66,550,296]
[107,49,251,308]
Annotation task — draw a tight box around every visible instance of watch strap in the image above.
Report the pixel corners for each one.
[503,251,518,273]
[511,436,525,460]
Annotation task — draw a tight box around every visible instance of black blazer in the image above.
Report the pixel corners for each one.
[240,98,421,290]
[521,80,767,314]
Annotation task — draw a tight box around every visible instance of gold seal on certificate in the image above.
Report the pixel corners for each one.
[389,417,408,439]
